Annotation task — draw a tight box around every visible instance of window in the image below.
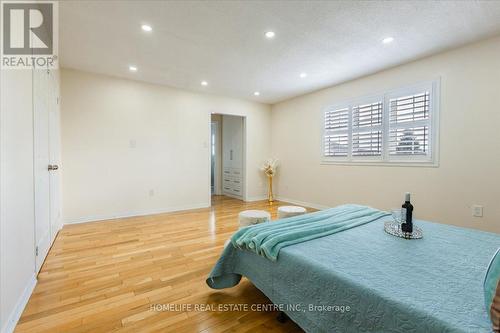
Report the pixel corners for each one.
[352,101,383,157]
[322,80,439,165]
[324,107,349,157]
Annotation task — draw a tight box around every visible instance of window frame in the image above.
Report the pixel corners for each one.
[321,79,440,167]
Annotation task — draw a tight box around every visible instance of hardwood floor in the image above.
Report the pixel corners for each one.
[16,196,307,332]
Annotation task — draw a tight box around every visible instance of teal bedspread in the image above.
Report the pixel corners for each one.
[231,204,388,261]
[207,207,500,333]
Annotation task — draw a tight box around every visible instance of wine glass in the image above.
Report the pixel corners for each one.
[391,209,402,232]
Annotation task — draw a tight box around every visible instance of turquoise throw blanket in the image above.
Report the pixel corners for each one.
[231,204,389,261]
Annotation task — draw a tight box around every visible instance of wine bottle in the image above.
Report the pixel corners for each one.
[401,192,413,233]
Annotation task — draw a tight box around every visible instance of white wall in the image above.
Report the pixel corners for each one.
[61,69,271,223]
[271,36,500,233]
[0,70,37,333]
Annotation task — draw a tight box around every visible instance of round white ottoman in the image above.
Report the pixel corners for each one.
[238,210,271,228]
[278,206,307,219]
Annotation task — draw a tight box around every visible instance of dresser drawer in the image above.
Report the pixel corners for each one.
[223,179,233,189]
[231,187,242,196]
[231,178,242,187]
[223,175,233,182]
[222,167,242,197]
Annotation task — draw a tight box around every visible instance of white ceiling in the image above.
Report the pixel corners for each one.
[60,1,500,104]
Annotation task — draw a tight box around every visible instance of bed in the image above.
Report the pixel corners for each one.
[207,205,499,332]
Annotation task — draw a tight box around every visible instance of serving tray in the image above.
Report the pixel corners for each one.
[384,221,423,239]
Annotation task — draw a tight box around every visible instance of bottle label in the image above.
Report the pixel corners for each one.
[401,208,407,223]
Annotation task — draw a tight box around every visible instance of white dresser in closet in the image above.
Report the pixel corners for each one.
[222,115,244,199]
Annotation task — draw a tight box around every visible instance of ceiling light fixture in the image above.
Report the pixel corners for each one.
[201,81,208,86]
[265,31,275,39]
[300,72,307,78]
[254,91,260,96]
[129,65,138,72]
[141,24,152,32]
[382,37,394,44]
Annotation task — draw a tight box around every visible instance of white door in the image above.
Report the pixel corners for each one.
[222,115,243,169]
[33,68,51,272]
[231,118,243,169]
[222,116,234,169]
[221,115,244,198]
[48,70,61,242]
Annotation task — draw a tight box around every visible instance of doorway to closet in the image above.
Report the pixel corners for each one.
[210,114,245,205]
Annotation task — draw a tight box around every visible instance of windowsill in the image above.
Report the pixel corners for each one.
[320,160,439,168]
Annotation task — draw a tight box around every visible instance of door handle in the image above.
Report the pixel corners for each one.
[230,150,233,160]
[48,164,59,171]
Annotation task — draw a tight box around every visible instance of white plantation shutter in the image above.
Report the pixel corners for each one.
[388,90,431,160]
[325,107,349,131]
[352,101,383,157]
[323,107,349,157]
[322,80,438,165]
[324,134,349,157]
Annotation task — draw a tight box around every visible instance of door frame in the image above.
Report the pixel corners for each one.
[210,120,221,195]
[208,112,247,206]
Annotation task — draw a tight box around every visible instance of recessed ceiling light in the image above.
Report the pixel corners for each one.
[129,65,137,72]
[300,72,307,78]
[382,37,394,44]
[254,91,260,96]
[141,24,152,32]
[201,81,208,86]
[265,31,275,39]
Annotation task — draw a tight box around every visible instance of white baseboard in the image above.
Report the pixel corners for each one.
[1,274,37,333]
[64,202,210,225]
[275,196,330,211]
